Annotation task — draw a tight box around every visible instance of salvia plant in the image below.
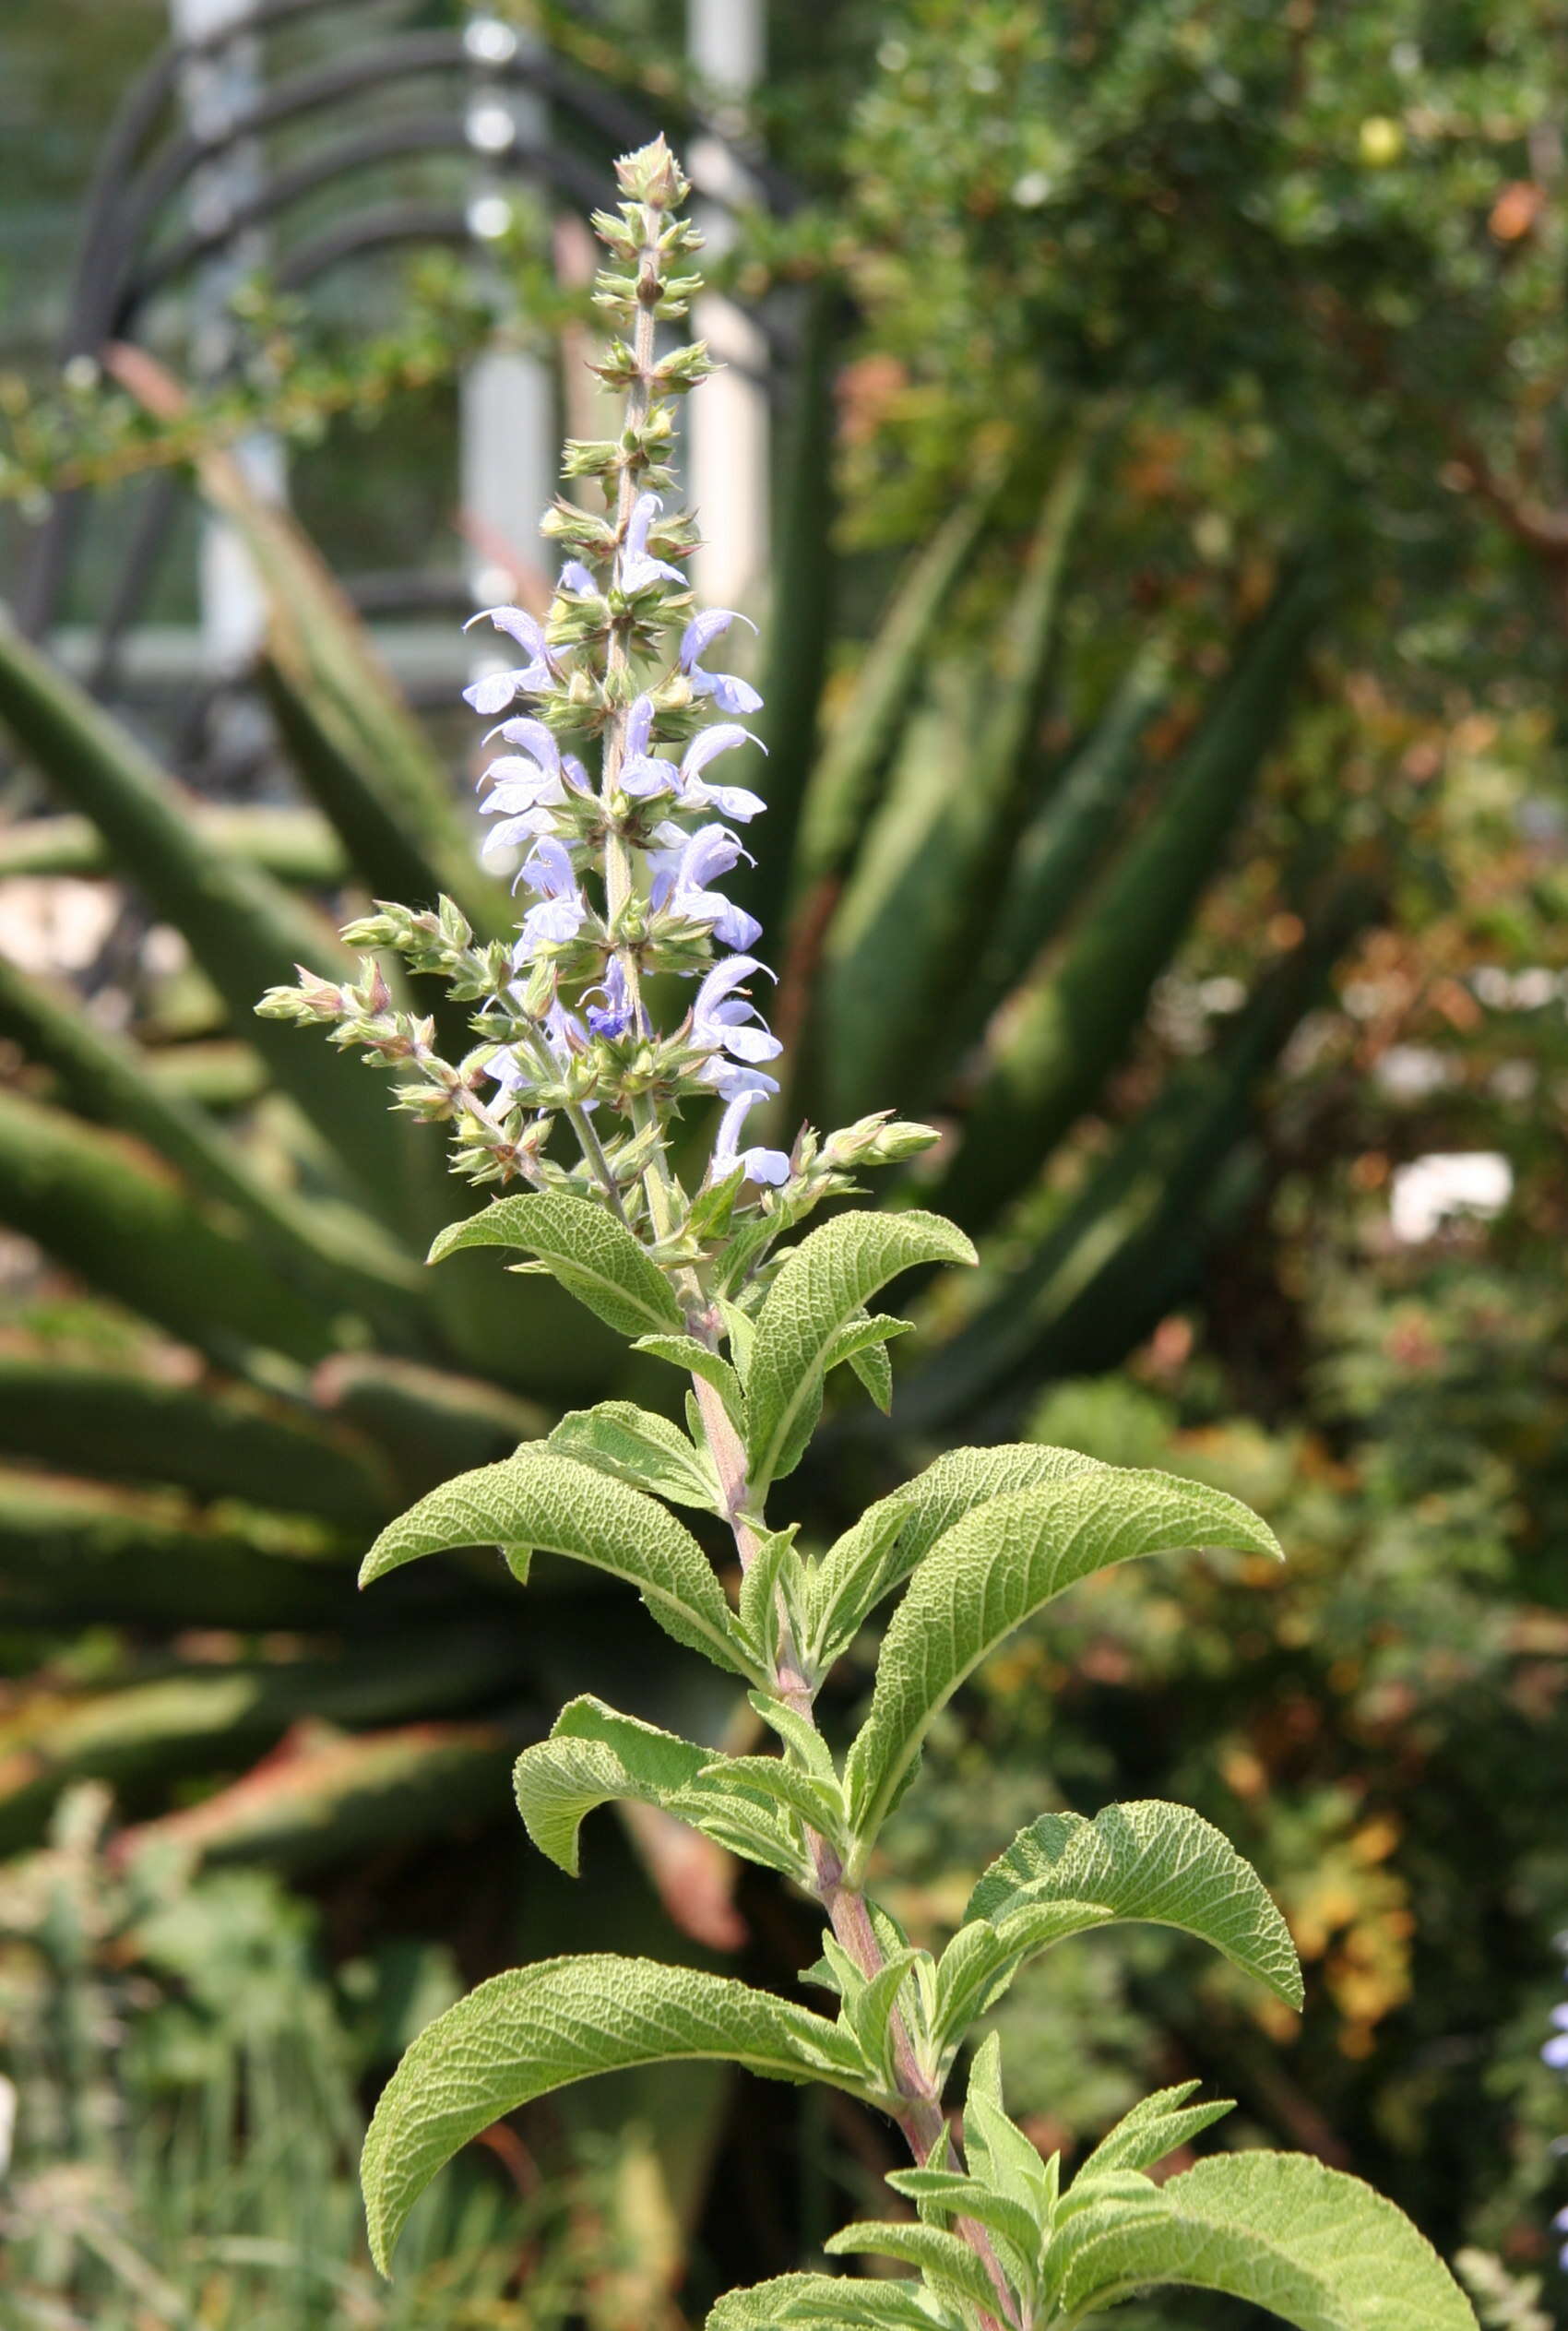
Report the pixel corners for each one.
[258,142,1475,2331]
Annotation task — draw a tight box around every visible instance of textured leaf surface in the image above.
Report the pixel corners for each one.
[634,1333,745,1418]
[745,1211,976,1492]
[844,1470,1280,1872]
[1052,2150,1478,2329]
[825,2222,999,2316]
[429,1193,684,1338]
[808,1443,1105,1670]
[513,1696,801,1879]
[708,2274,949,2330]
[947,1799,1301,2028]
[548,1402,719,1511]
[361,1956,871,2272]
[358,1448,754,1677]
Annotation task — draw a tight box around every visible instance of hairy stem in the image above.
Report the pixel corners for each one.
[692,1371,1019,2331]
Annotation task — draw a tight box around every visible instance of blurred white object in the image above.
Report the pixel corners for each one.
[172,0,285,676]
[0,879,120,976]
[687,0,769,609]
[1389,1151,1513,1243]
[461,11,554,618]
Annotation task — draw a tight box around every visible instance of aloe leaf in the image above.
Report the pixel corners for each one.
[0,946,424,1329]
[0,804,347,885]
[790,471,1001,900]
[0,1355,392,1522]
[728,278,843,951]
[843,1471,1280,1877]
[1050,2151,1478,2329]
[937,558,1333,1228]
[972,628,1171,1021]
[0,1468,353,1629]
[743,1210,976,1494]
[121,1718,512,1875]
[312,1351,548,1494]
[154,387,507,940]
[0,616,410,1197]
[903,883,1374,1424]
[361,1956,873,2273]
[359,1446,759,1681]
[0,1087,337,1367]
[815,440,1098,1122]
[0,1624,530,1856]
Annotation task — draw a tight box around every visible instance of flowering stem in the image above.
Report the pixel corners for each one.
[690,1373,1018,2331]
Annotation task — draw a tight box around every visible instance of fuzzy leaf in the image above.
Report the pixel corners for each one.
[358,1447,756,1679]
[942,1798,1302,2031]
[429,1193,684,1338]
[843,1470,1281,1876]
[1075,2082,1236,2180]
[362,1956,873,2273]
[697,1754,848,1850]
[745,1211,977,1492]
[1051,2150,1479,2329]
[634,1334,746,1421]
[707,2274,950,2330]
[824,2222,1002,2318]
[548,1401,719,1511]
[808,1443,1105,1671]
[513,1697,801,1879]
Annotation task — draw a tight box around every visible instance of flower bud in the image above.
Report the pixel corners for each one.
[822,1112,941,1169]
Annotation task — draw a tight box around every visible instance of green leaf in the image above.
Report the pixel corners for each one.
[513,1696,802,1881]
[697,1754,847,1851]
[358,1447,757,1679]
[738,1528,809,1671]
[0,803,347,886]
[361,1956,873,2272]
[0,946,421,1331]
[1051,2150,1479,2329]
[744,1210,977,1493]
[825,1310,914,1416]
[634,1334,746,1421]
[952,1798,1302,2020]
[824,2222,1002,2318]
[429,1192,685,1339]
[0,1355,390,1525]
[0,612,396,1199]
[707,2273,951,2331]
[808,1444,1106,1671]
[883,2170,1042,2281]
[939,558,1332,1230]
[0,1088,336,1369]
[1074,2082,1236,2180]
[793,474,1000,897]
[548,1401,720,1512]
[843,1471,1281,1876]
[843,1946,926,2089]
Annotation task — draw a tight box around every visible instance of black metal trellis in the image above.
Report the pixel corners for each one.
[22,0,798,704]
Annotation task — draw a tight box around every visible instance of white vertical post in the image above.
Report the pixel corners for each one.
[686,0,769,610]
[172,0,284,677]
[460,13,557,622]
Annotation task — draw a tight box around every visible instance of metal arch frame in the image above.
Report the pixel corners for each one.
[24,0,798,647]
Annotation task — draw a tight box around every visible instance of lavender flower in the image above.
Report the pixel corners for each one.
[261,135,936,1243]
[681,610,763,715]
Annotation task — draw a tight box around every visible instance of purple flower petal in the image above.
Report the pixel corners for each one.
[682,724,761,780]
[466,605,549,656]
